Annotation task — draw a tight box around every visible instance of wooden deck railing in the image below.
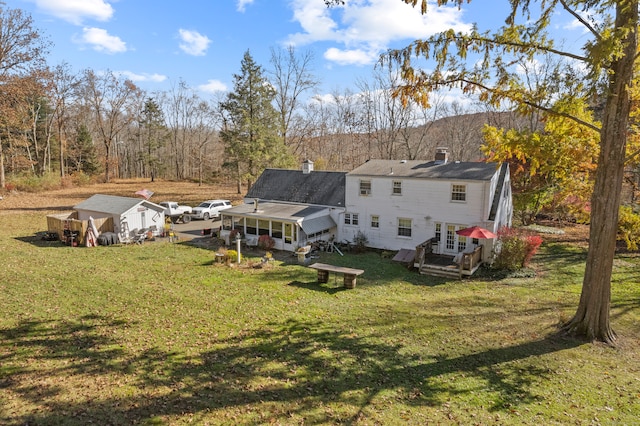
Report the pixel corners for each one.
[459,246,483,272]
[415,237,437,269]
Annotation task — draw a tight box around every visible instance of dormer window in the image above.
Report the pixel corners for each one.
[359,180,371,196]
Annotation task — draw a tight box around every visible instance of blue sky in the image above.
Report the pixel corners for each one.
[17,0,587,99]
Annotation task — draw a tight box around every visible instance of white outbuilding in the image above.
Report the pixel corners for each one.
[73,194,166,242]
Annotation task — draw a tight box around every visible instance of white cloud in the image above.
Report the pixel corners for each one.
[27,0,114,25]
[561,10,602,32]
[115,71,167,83]
[198,79,228,93]
[178,29,211,56]
[287,0,471,66]
[236,0,255,13]
[324,47,378,66]
[76,27,127,53]
[287,2,339,45]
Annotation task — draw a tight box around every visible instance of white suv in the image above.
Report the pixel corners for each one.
[190,199,232,220]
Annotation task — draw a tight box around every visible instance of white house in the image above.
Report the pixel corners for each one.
[221,151,512,261]
[74,194,166,241]
[341,148,512,261]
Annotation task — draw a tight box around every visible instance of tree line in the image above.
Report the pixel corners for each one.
[0,3,523,194]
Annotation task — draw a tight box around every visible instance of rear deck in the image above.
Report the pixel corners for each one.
[394,238,484,279]
[418,252,482,278]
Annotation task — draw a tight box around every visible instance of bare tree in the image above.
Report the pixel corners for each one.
[161,80,202,180]
[49,63,80,178]
[80,69,141,182]
[0,2,50,188]
[190,99,220,186]
[269,46,320,156]
[435,102,485,161]
[357,69,416,160]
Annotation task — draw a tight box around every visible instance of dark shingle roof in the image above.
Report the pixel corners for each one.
[347,159,500,181]
[246,169,346,207]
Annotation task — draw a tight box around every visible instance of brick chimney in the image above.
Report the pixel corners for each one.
[302,159,314,174]
[435,147,449,164]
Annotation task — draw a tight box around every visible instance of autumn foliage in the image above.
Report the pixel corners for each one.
[492,227,543,271]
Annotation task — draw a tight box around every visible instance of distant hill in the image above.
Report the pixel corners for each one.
[303,110,536,171]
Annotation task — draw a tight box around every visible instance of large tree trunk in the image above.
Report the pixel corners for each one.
[563,0,638,344]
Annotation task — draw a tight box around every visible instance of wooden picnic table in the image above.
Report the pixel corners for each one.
[308,263,365,289]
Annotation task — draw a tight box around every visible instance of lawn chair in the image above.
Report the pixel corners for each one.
[133,228,148,244]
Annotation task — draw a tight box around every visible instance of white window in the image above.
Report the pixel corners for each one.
[398,218,412,237]
[458,235,467,252]
[360,180,371,196]
[371,215,379,228]
[345,213,359,226]
[446,224,456,250]
[451,184,466,202]
[392,180,402,195]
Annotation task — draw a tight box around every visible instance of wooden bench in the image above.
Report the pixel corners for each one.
[308,263,365,289]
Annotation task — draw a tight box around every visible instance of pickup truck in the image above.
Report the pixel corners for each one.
[160,201,193,223]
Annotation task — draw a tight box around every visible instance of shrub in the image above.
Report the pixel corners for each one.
[257,234,275,250]
[226,249,241,263]
[68,171,94,186]
[618,205,640,251]
[492,227,543,271]
[352,230,369,253]
[9,172,62,192]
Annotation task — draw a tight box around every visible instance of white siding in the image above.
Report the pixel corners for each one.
[344,174,499,251]
[77,207,165,238]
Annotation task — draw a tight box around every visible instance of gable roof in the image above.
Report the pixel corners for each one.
[489,162,509,221]
[246,169,346,207]
[347,159,501,181]
[74,194,164,215]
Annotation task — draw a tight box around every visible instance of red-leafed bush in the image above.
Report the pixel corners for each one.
[493,227,543,270]
[257,234,275,250]
[524,234,543,266]
[229,229,243,241]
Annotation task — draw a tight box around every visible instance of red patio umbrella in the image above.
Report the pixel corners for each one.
[456,226,497,239]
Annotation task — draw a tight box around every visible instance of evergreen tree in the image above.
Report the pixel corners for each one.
[140,97,167,182]
[68,124,99,175]
[220,50,294,192]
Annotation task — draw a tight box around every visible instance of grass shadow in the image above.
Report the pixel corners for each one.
[287,279,347,294]
[14,233,67,248]
[1,315,584,425]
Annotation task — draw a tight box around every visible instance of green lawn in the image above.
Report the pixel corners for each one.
[1,213,639,425]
